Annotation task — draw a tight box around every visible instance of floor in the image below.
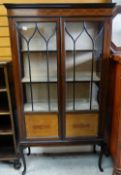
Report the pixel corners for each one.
[0,146,113,175]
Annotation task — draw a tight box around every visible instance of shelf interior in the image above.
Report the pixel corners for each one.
[0,115,12,134]
[0,68,6,90]
[0,135,14,156]
[0,88,7,92]
[0,92,9,111]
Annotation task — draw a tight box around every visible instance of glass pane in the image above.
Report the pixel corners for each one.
[18,23,57,51]
[65,21,103,111]
[112,14,121,47]
[22,52,57,82]
[23,83,58,112]
[91,83,99,110]
[66,83,90,111]
[66,51,92,81]
[112,0,121,5]
[17,22,58,112]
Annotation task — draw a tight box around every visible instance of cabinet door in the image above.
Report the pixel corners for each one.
[17,19,60,139]
[62,19,103,138]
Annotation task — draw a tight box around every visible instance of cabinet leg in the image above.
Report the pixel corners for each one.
[13,159,21,170]
[20,146,26,175]
[27,147,31,156]
[113,168,121,175]
[93,145,97,154]
[98,144,105,172]
[104,146,110,157]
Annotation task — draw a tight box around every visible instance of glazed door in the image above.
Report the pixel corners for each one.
[16,18,61,139]
[62,19,104,138]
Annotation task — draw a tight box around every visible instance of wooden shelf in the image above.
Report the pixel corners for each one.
[0,154,16,161]
[0,88,7,92]
[0,130,13,135]
[0,111,10,115]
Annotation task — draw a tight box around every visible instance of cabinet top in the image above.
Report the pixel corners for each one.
[4,3,116,9]
[4,3,116,17]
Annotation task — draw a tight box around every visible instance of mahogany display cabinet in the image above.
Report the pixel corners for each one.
[5,3,115,175]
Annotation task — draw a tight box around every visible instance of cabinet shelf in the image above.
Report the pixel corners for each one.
[0,88,7,92]
[22,77,57,83]
[21,49,95,53]
[21,50,57,53]
[21,72,100,83]
[24,101,58,112]
[66,72,100,82]
[0,153,16,161]
[66,99,99,111]
[0,130,13,135]
[24,99,98,112]
[0,111,10,115]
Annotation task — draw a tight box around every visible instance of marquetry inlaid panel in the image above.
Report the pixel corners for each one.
[66,113,98,137]
[25,113,59,138]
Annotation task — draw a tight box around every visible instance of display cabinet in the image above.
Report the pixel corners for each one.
[0,60,21,169]
[5,3,115,175]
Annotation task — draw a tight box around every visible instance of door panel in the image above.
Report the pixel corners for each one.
[63,19,103,138]
[17,19,60,139]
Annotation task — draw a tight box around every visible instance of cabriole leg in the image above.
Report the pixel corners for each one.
[98,143,105,172]
[20,146,26,175]
[27,147,31,156]
[13,158,21,170]
[93,145,97,154]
